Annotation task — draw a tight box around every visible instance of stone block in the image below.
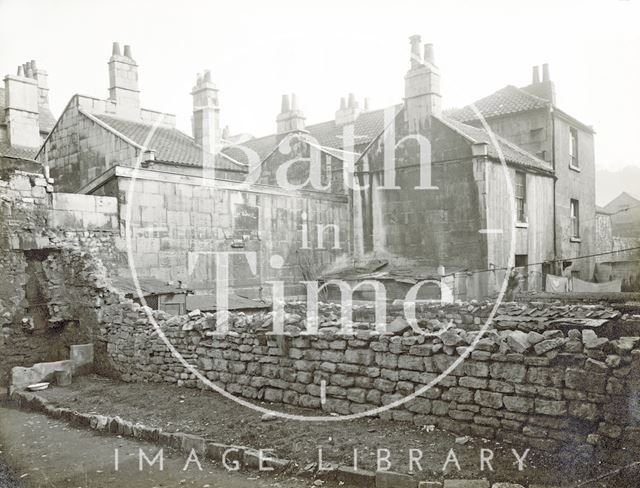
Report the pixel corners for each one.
[54,370,72,386]
[474,391,503,409]
[399,355,425,371]
[181,433,206,455]
[503,395,534,413]
[534,399,566,416]
[443,481,490,488]
[489,362,526,383]
[376,470,417,488]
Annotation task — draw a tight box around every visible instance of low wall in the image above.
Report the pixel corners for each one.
[97,296,640,463]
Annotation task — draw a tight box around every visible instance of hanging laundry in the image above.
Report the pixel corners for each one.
[573,278,621,293]
[546,274,568,293]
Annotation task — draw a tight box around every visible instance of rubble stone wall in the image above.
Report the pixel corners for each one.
[0,163,123,383]
[95,296,640,462]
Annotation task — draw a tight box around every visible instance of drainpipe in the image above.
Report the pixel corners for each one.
[551,108,558,274]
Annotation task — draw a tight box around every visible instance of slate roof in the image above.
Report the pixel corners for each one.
[446,85,550,123]
[110,275,188,296]
[437,116,554,174]
[221,105,402,165]
[93,114,245,172]
[0,141,38,160]
[186,294,270,312]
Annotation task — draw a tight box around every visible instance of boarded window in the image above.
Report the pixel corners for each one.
[515,171,526,223]
[570,199,580,238]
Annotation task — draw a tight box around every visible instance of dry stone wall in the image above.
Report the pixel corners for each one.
[97,297,640,464]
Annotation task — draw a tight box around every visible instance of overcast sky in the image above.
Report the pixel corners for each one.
[1,0,639,178]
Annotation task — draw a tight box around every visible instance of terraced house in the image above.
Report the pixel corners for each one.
[34,37,596,300]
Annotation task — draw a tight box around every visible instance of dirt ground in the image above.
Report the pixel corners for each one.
[0,406,338,488]
[33,375,637,486]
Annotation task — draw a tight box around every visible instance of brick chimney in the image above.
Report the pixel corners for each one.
[523,63,556,105]
[191,70,220,155]
[4,64,40,147]
[335,93,361,127]
[276,93,306,134]
[404,36,441,132]
[108,42,140,118]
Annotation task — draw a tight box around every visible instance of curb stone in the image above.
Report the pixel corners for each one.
[336,466,376,487]
[444,481,490,488]
[6,389,560,488]
[376,470,417,488]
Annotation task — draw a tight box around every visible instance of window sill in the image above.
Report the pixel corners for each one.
[570,237,582,243]
[515,222,529,228]
[569,164,581,173]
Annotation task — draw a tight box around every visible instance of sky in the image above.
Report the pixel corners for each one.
[1,0,639,194]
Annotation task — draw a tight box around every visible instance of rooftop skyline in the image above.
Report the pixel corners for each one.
[1,0,639,186]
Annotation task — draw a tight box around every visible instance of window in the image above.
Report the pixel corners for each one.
[570,199,580,238]
[569,127,579,168]
[515,171,527,223]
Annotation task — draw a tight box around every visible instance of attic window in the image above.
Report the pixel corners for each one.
[569,127,579,168]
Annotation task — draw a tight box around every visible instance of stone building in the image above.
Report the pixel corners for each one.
[446,63,597,283]
[1,60,56,158]
[36,37,597,299]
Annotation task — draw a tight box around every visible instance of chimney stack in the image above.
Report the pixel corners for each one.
[404,36,441,132]
[4,65,40,147]
[524,63,555,104]
[28,59,50,109]
[191,69,220,156]
[276,93,306,134]
[335,92,361,126]
[108,41,141,119]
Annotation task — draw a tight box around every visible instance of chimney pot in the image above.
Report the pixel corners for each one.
[203,70,212,83]
[532,65,540,84]
[17,66,24,77]
[364,97,370,111]
[291,93,299,110]
[424,43,435,64]
[348,93,356,108]
[280,94,290,113]
[123,44,132,59]
[30,60,37,71]
[339,97,346,110]
[409,35,422,68]
[112,42,121,56]
[542,63,550,82]
[25,66,34,78]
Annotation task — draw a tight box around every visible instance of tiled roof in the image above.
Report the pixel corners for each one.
[221,105,402,165]
[0,141,38,160]
[437,116,554,174]
[93,114,245,172]
[446,85,550,123]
